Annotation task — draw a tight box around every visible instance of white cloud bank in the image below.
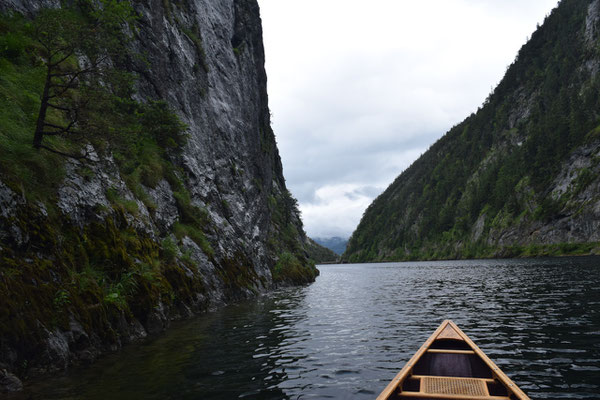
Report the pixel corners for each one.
[258,0,559,238]
[300,184,374,240]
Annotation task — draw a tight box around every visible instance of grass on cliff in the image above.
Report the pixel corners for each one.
[267,190,320,284]
[0,9,190,203]
[0,210,209,375]
[272,252,319,284]
[0,14,67,204]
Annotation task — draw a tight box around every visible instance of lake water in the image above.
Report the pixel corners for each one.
[15,257,600,399]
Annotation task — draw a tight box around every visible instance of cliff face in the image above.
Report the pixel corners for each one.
[0,0,317,388]
[345,0,600,262]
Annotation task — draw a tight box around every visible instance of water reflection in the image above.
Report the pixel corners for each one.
[14,256,600,399]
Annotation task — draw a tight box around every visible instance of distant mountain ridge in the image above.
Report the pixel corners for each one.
[345,0,600,262]
[313,237,348,255]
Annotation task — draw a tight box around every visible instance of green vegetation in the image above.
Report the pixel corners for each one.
[267,189,319,283]
[0,13,66,204]
[0,207,208,373]
[173,222,214,258]
[272,251,319,284]
[179,23,209,73]
[305,238,339,264]
[345,0,600,262]
[30,1,136,155]
[0,5,184,205]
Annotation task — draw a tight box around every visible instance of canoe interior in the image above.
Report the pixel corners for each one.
[395,339,513,399]
[378,320,530,400]
[413,340,491,378]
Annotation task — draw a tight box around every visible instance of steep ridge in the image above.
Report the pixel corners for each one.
[345,0,600,262]
[0,0,317,388]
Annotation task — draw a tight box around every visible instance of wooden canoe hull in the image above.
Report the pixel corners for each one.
[376,320,530,400]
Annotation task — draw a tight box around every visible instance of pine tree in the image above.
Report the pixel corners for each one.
[31,0,135,158]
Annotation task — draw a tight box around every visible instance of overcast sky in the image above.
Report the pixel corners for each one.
[257,0,559,239]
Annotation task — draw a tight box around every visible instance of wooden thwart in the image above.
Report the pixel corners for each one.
[426,349,475,355]
[410,375,497,384]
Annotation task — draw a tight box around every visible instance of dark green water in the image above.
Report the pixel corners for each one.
[14,257,600,399]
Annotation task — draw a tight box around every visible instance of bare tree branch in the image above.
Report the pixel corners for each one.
[48,81,79,98]
[37,144,90,160]
[43,121,76,132]
[40,129,82,136]
[40,131,66,136]
[49,48,75,67]
[47,102,70,112]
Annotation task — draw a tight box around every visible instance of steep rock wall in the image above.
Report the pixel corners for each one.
[0,0,317,389]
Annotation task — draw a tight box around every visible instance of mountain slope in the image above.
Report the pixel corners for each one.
[0,0,317,387]
[345,0,600,262]
[305,238,339,263]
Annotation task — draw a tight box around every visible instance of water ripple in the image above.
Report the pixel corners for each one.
[12,256,600,400]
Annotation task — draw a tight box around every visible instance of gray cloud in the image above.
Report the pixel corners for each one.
[259,0,559,238]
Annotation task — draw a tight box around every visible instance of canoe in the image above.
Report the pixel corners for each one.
[376,320,530,400]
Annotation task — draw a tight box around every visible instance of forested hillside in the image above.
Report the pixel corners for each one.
[305,238,339,263]
[345,0,600,262]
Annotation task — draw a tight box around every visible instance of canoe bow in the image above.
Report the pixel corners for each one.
[376,320,530,400]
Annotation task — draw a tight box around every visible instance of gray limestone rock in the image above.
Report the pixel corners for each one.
[0,369,23,393]
[0,0,59,14]
[0,182,23,219]
[42,328,71,371]
[146,179,179,233]
[144,302,170,335]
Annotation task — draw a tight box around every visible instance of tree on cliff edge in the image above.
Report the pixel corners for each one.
[31,0,135,158]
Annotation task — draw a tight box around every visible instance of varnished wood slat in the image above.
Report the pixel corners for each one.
[396,391,511,400]
[421,376,488,396]
[426,349,475,355]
